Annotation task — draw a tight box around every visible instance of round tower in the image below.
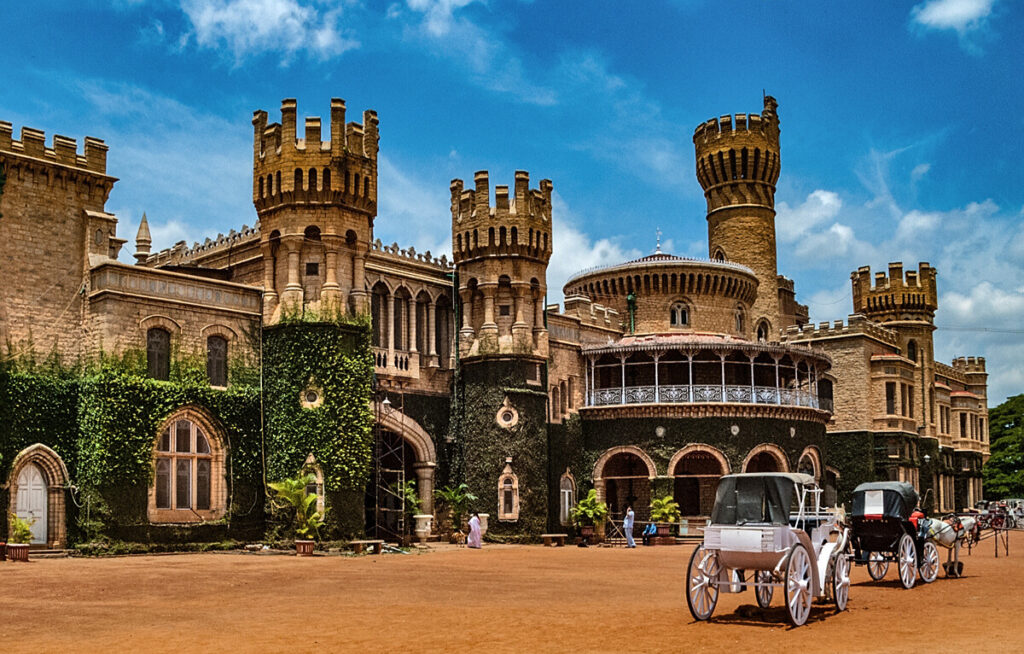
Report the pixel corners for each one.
[252,98,379,322]
[450,170,552,361]
[693,95,782,338]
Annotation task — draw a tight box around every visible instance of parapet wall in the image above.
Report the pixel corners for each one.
[451,170,552,264]
[253,98,379,164]
[0,121,109,174]
[952,356,986,373]
[781,313,899,347]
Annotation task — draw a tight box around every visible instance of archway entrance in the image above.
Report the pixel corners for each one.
[599,452,653,522]
[672,450,726,517]
[7,444,70,548]
[746,451,783,473]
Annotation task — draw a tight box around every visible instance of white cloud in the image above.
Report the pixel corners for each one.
[548,192,642,301]
[776,189,842,242]
[911,162,931,181]
[177,0,359,63]
[911,0,995,33]
[374,155,452,258]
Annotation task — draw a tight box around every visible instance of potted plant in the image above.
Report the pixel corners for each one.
[6,513,34,562]
[395,480,432,544]
[650,495,681,538]
[571,489,609,542]
[268,474,327,556]
[434,483,477,543]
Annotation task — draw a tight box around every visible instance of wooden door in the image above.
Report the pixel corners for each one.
[16,463,47,545]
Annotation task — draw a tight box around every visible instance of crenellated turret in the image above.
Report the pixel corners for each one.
[451,170,551,361]
[252,98,380,322]
[851,262,938,324]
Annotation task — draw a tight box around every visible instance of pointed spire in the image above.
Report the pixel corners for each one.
[134,212,152,264]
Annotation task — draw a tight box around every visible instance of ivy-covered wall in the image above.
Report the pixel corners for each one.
[0,359,263,543]
[453,358,549,536]
[262,321,373,539]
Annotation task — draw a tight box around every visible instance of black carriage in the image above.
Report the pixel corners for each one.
[848,481,940,589]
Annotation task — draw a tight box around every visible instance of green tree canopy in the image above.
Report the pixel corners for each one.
[984,394,1024,498]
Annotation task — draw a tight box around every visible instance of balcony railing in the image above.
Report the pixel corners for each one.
[373,347,419,379]
[589,384,830,411]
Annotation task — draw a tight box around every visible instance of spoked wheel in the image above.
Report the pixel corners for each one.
[686,545,720,621]
[919,541,940,583]
[831,552,850,612]
[867,552,889,580]
[897,534,917,589]
[754,570,773,608]
[785,543,813,627]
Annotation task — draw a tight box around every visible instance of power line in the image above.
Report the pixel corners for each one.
[935,326,1024,335]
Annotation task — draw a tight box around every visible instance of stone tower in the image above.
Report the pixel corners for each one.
[852,261,939,438]
[693,95,782,339]
[450,170,552,361]
[450,170,553,535]
[252,98,379,322]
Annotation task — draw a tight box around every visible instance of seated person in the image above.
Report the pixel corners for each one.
[641,522,657,545]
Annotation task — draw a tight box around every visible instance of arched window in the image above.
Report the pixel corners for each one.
[559,472,576,526]
[294,168,303,191]
[551,386,560,420]
[150,413,226,522]
[497,458,519,522]
[735,305,745,334]
[670,302,689,327]
[207,335,228,387]
[712,248,725,262]
[907,340,918,363]
[756,319,771,343]
[322,167,331,191]
[147,328,170,381]
[308,167,317,192]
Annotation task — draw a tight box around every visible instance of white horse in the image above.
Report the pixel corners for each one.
[925,514,978,578]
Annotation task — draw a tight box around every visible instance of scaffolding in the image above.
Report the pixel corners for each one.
[371,382,406,542]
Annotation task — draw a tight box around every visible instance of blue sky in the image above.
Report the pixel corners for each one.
[2,0,1022,403]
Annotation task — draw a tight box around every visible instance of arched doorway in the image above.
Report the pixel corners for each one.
[367,403,438,539]
[743,444,789,473]
[594,447,656,522]
[7,444,70,548]
[670,446,729,517]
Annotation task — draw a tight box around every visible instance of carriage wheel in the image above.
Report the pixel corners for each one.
[867,552,889,581]
[831,552,850,612]
[686,545,720,621]
[919,541,939,584]
[754,570,773,608]
[785,543,813,627]
[897,534,917,589]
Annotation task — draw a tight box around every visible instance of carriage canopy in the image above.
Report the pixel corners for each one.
[852,481,918,520]
[711,473,816,526]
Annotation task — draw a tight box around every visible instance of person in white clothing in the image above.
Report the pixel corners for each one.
[467,512,482,549]
[624,506,635,548]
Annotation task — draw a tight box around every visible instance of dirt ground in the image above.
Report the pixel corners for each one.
[2,533,1021,653]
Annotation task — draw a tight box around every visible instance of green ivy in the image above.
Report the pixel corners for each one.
[262,320,373,537]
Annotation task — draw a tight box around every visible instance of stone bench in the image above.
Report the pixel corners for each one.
[348,539,385,554]
[541,533,568,547]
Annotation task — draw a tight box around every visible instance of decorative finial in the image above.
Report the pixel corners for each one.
[134,212,152,264]
[655,227,662,254]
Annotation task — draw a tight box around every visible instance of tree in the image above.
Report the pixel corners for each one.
[984,394,1024,498]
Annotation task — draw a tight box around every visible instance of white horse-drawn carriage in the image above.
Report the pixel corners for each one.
[685,473,850,626]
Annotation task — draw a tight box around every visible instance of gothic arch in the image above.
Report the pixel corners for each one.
[742,443,790,473]
[593,445,658,480]
[374,403,436,465]
[7,443,70,548]
[200,323,238,341]
[667,443,731,476]
[797,445,822,480]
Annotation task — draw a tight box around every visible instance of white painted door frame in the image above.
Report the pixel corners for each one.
[16,463,48,545]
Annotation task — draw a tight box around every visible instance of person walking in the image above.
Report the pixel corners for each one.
[467,512,483,549]
[624,506,635,548]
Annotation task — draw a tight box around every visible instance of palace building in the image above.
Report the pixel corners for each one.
[0,95,988,547]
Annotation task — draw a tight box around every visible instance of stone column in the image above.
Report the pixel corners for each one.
[281,235,303,309]
[511,286,530,350]
[350,250,368,313]
[261,241,278,321]
[320,235,341,305]
[428,301,438,357]
[408,296,418,353]
[415,463,436,515]
[482,285,496,327]
[390,293,400,353]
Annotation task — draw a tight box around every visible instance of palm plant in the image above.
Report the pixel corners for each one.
[434,483,477,530]
[268,474,328,540]
[7,513,34,545]
[650,495,681,523]
[571,489,609,527]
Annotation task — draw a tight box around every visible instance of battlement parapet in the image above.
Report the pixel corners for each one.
[0,121,109,175]
[693,95,780,149]
[450,170,552,264]
[146,223,261,266]
[369,238,452,271]
[952,356,987,373]
[781,313,899,346]
[560,294,621,328]
[252,98,378,163]
[851,261,938,320]
[777,275,795,293]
